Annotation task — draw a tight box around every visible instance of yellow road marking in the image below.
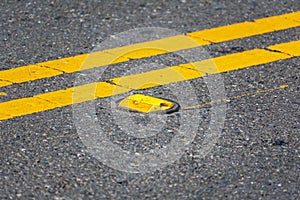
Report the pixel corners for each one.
[0,40,299,121]
[0,64,63,85]
[0,92,7,96]
[183,85,289,110]
[0,35,202,87]
[111,65,207,90]
[0,80,13,88]
[0,82,130,120]
[110,48,292,89]
[0,11,300,88]
[267,40,300,56]
[188,11,300,42]
[195,49,292,74]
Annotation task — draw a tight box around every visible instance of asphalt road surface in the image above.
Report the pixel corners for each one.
[1,0,299,199]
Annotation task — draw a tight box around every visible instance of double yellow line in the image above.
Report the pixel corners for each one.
[0,11,300,120]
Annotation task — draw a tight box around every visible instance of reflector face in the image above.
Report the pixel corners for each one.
[118,94,178,113]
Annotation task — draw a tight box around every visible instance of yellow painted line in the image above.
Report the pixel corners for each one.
[191,49,291,74]
[110,48,293,89]
[0,82,130,120]
[0,36,202,87]
[0,40,299,121]
[183,84,289,110]
[0,64,63,85]
[111,65,206,90]
[188,11,300,43]
[267,40,300,56]
[0,92,7,96]
[0,80,12,88]
[0,11,300,88]
[38,35,204,73]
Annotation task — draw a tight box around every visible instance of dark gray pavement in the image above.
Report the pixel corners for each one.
[0,0,299,199]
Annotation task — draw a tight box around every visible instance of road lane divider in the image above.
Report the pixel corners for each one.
[110,48,292,90]
[187,11,300,43]
[267,40,300,56]
[0,11,300,88]
[0,40,299,121]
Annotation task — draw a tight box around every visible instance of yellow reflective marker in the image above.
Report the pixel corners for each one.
[118,94,178,113]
